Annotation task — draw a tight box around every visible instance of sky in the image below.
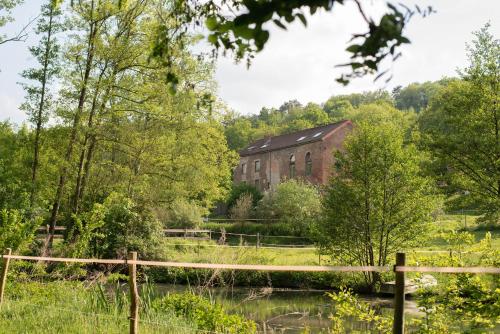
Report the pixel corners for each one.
[0,0,499,124]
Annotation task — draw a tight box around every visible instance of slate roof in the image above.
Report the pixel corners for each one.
[239,120,351,156]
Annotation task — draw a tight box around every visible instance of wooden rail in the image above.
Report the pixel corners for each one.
[1,251,499,333]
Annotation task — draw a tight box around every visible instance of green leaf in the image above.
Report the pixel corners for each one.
[205,16,218,31]
[346,44,361,53]
[296,13,307,27]
[273,19,287,30]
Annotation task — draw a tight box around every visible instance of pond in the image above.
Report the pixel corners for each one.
[154,284,421,333]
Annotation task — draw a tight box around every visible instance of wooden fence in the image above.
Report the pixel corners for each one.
[1,249,499,334]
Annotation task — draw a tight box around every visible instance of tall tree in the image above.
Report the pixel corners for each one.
[419,24,500,224]
[314,122,438,289]
[20,1,62,208]
[45,0,115,250]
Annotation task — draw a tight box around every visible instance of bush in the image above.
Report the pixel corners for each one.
[0,209,38,252]
[256,180,322,235]
[229,193,254,221]
[152,292,256,333]
[227,183,262,210]
[162,200,206,229]
[86,192,164,259]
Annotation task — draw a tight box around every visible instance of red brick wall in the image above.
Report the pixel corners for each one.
[233,121,353,190]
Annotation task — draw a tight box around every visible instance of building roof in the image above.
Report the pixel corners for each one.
[239,120,351,156]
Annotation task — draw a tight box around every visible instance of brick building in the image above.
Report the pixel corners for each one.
[234,120,353,190]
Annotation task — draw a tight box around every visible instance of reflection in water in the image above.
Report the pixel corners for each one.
[153,285,420,333]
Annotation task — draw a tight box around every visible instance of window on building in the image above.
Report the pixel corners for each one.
[305,152,312,176]
[289,154,296,178]
[254,160,260,172]
[241,163,247,174]
[254,179,259,187]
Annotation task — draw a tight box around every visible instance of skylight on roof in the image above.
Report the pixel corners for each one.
[261,144,268,148]
[247,146,255,150]
[313,132,323,138]
[296,136,307,142]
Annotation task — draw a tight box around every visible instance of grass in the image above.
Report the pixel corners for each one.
[164,239,320,266]
[0,281,196,334]
[163,214,499,267]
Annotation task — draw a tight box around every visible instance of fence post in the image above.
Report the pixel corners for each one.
[128,252,139,334]
[0,248,12,307]
[393,252,406,334]
[256,233,260,249]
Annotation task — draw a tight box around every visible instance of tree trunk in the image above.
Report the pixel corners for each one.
[44,5,98,253]
[30,5,55,209]
[72,65,107,214]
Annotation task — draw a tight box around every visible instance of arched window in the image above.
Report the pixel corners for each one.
[289,154,296,178]
[305,152,312,176]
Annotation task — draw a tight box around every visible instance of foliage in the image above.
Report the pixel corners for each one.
[152,292,257,333]
[410,232,500,333]
[414,275,500,333]
[163,200,206,229]
[0,209,38,252]
[19,1,63,208]
[419,24,500,227]
[256,179,322,236]
[88,192,164,259]
[63,204,106,258]
[392,80,446,113]
[0,122,31,210]
[314,122,439,288]
[229,193,254,221]
[227,183,262,210]
[328,288,392,333]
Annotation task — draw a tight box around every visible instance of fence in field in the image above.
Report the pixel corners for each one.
[1,249,499,334]
[36,226,315,249]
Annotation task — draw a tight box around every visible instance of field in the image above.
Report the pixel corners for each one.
[163,214,499,267]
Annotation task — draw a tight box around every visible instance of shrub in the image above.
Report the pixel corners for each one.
[162,200,206,229]
[256,180,322,235]
[227,183,262,210]
[229,193,253,221]
[152,292,256,333]
[0,209,38,252]
[88,193,164,259]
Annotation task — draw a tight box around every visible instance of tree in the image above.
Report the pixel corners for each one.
[419,24,499,225]
[20,1,62,208]
[314,122,438,289]
[45,0,115,250]
[392,81,444,112]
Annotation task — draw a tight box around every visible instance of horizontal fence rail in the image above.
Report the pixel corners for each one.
[2,254,499,274]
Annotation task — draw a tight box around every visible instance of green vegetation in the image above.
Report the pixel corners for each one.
[0,2,498,332]
[256,180,322,236]
[314,121,439,288]
[0,280,255,334]
[419,24,500,226]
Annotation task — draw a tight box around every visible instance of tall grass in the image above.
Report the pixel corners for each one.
[0,280,197,334]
